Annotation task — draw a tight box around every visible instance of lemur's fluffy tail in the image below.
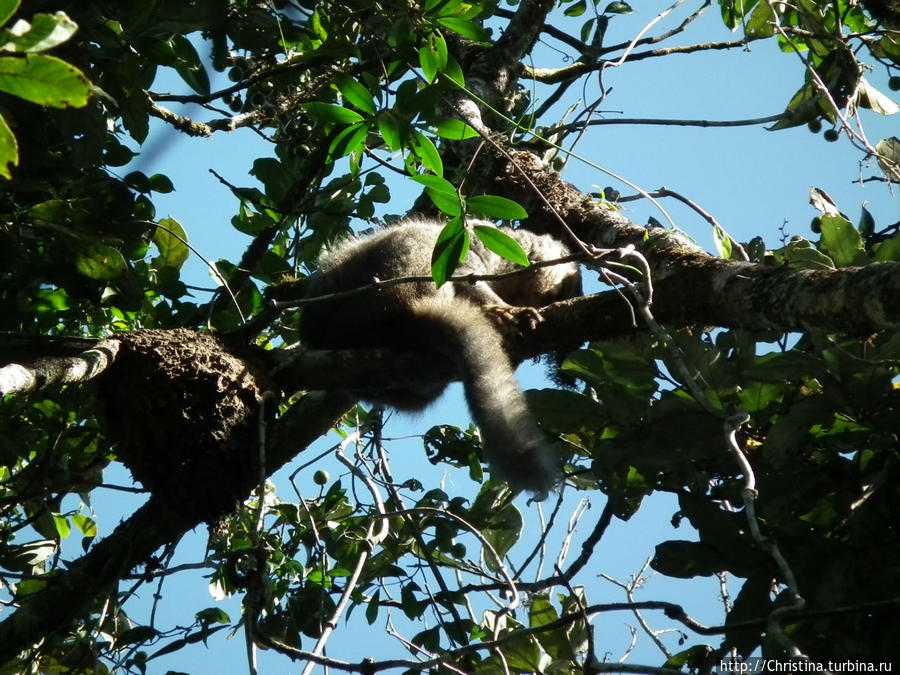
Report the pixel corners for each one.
[409,295,561,497]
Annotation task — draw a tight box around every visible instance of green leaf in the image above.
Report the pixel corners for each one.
[366,589,381,625]
[308,10,328,41]
[14,578,46,598]
[651,540,725,578]
[875,136,900,183]
[481,501,523,570]
[873,231,900,262]
[171,34,209,96]
[528,593,578,659]
[473,224,529,266]
[528,594,559,630]
[0,111,17,178]
[104,135,136,166]
[858,205,875,238]
[410,174,461,216]
[664,645,718,670]
[712,225,733,259]
[527,388,606,432]
[744,1,775,38]
[125,170,151,192]
[376,110,406,151]
[250,157,292,202]
[436,17,490,41]
[426,189,461,216]
[501,633,543,672]
[75,243,128,280]
[148,173,174,193]
[327,121,368,159]
[335,74,375,115]
[722,575,770,657]
[0,11,78,53]
[114,626,161,648]
[409,130,442,176]
[431,117,479,140]
[604,1,633,13]
[419,30,447,83]
[197,608,231,627]
[0,53,89,107]
[387,16,414,48]
[466,194,527,220]
[565,0,587,17]
[580,17,596,43]
[0,0,20,28]
[431,217,467,285]
[71,514,97,537]
[819,214,864,267]
[441,54,465,86]
[140,37,178,66]
[153,217,190,271]
[859,84,897,117]
[303,102,364,124]
[121,89,149,143]
[772,236,835,269]
[875,33,900,65]
[770,81,819,130]
[33,287,69,314]
[51,513,70,539]
[419,45,437,84]
[737,381,787,414]
[401,582,425,619]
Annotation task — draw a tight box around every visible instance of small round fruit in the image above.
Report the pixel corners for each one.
[810,217,821,233]
[807,118,822,134]
[823,128,839,142]
[450,543,467,559]
[889,76,900,92]
[313,470,329,485]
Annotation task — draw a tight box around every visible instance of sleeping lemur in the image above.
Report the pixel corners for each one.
[299,218,581,496]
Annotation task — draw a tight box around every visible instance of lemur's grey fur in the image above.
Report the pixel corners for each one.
[300,218,581,495]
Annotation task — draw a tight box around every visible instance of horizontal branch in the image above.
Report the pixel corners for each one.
[549,113,786,132]
[524,40,748,84]
[250,592,900,673]
[493,150,900,332]
[270,255,900,398]
[535,262,900,353]
[0,339,120,396]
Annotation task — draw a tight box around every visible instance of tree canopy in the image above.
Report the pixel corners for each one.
[0,0,899,672]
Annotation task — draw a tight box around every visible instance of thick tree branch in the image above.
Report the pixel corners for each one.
[270,256,900,398]
[535,262,900,353]
[0,339,120,396]
[491,150,900,332]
